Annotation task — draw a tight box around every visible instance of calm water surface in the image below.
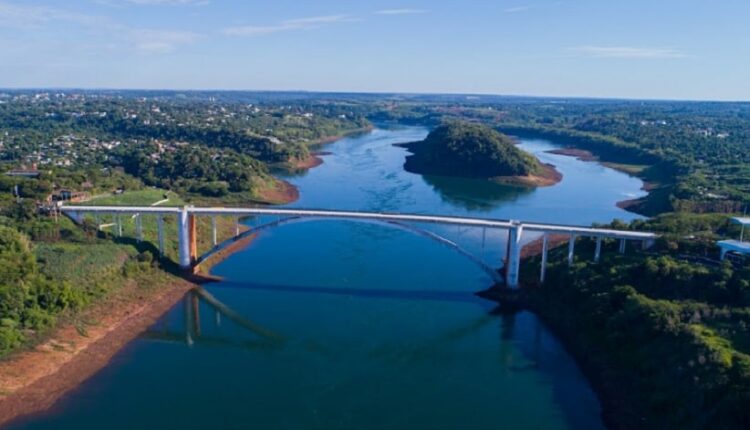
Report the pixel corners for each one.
[10,125,646,430]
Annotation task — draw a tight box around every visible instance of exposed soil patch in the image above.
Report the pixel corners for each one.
[492,163,563,188]
[256,179,299,205]
[0,276,198,427]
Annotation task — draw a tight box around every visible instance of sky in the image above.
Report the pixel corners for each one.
[0,0,749,101]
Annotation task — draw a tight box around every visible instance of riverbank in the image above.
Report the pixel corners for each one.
[546,147,656,215]
[0,273,200,427]
[492,163,563,188]
[254,178,300,205]
[477,236,631,429]
[309,126,374,148]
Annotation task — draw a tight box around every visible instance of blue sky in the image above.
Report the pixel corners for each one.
[0,0,748,101]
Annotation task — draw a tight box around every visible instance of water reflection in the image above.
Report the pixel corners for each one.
[143,288,286,351]
[421,175,533,212]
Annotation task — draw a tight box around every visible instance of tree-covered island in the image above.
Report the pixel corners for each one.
[399,122,561,187]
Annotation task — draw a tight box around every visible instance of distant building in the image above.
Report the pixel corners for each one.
[6,164,41,178]
[49,189,89,203]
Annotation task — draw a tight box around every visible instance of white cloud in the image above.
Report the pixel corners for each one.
[0,1,201,54]
[568,46,688,59]
[223,15,357,36]
[0,2,101,27]
[94,0,207,5]
[129,29,201,54]
[374,8,427,15]
[505,6,531,13]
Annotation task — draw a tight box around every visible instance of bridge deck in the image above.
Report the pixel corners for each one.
[62,206,656,240]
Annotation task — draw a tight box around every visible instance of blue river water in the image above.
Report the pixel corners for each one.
[9,125,646,430]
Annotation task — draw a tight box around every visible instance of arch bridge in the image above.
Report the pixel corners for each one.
[61,205,657,288]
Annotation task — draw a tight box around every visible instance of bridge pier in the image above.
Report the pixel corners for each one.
[594,237,603,262]
[211,216,218,247]
[505,221,523,289]
[117,216,123,237]
[157,216,165,256]
[135,214,143,243]
[178,207,192,270]
[568,234,577,267]
[619,238,627,254]
[189,214,198,264]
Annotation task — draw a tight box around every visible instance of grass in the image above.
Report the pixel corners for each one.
[83,188,184,207]
[34,242,135,289]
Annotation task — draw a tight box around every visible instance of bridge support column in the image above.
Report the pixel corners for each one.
[189,214,198,264]
[619,239,627,254]
[157,216,165,256]
[540,234,548,283]
[568,234,577,267]
[594,237,603,263]
[94,214,100,230]
[211,216,218,247]
[505,221,524,289]
[117,216,123,237]
[135,214,142,243]
[178,207,192,270]
[235,216,240,237]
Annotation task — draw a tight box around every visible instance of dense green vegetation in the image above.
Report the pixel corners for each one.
[515,215,750,429]
[0,224,87,353]
[401,122,541,178]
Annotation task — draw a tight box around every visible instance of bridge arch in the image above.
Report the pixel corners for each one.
[195,216,504,284]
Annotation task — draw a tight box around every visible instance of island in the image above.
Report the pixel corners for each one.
[399,122,561,187]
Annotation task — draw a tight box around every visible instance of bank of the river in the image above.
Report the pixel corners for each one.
[546,148,657,216]
[491,162,562,188]
[478,236,639,430]
[0,126,344,425]
[478,283,638,430]
[0,273,199,427]
[500,126,670,217]
[266,128,373,203]
[309,126,375,148]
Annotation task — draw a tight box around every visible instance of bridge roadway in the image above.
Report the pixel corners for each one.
[60,205,657,288]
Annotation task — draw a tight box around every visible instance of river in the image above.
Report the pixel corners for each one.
[10,125,646,430]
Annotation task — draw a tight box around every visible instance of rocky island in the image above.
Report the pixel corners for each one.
[400,122,561,187]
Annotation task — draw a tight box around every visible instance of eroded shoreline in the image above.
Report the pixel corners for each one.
[0,276,198,427]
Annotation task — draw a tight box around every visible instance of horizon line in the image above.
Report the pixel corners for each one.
[1,86,748,104]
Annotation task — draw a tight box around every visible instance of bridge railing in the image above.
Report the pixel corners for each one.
[60,205,657,288]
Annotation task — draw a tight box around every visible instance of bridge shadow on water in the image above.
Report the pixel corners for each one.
[212,280,496,307]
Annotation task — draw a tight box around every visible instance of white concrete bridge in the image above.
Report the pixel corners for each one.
[61,205,657,288]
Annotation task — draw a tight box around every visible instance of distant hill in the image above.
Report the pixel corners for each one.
[400,122,560,186]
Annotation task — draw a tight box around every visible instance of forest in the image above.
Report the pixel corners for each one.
[400,122,540,178]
